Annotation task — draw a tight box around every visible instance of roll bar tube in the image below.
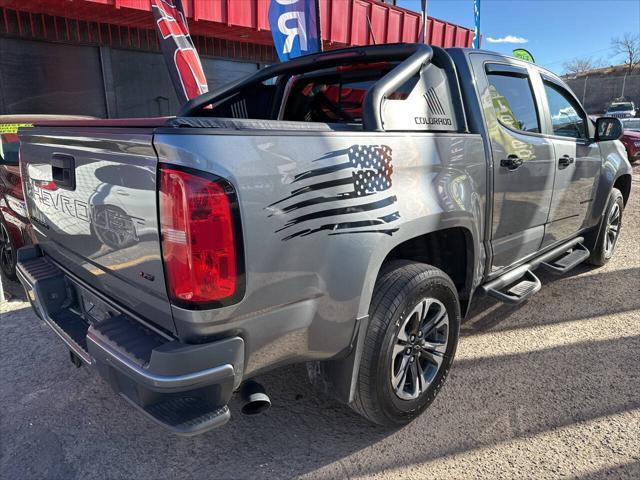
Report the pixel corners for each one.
[362,44,432,131]
[178,43,434,120]
[431,46,469,134]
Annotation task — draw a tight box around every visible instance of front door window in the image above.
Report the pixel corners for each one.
[544,82,587,140]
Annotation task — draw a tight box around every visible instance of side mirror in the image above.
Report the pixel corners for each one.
[595,117,623,141]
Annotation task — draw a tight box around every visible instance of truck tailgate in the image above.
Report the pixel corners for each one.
[19,127,175,334]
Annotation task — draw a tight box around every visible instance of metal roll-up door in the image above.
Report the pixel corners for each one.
[202,58,259,92]
[0,38,106,117]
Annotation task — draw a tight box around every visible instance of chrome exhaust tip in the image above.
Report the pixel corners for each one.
[239,380,271,415]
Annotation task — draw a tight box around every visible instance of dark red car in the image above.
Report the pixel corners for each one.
[620,118,640,163]
[0,115,93,279]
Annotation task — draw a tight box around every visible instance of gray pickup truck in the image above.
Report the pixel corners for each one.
[16,44,632,435]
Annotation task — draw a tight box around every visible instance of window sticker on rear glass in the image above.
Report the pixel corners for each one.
[0,123,32,134]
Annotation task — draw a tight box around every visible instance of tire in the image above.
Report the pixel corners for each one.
[587,188,624,267]
[351,261,461,426]
[0,216,17,280]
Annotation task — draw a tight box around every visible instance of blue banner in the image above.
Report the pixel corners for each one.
[473,0,481,49]
[269,0,320,62]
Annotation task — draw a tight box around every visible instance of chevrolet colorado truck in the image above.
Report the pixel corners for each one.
[15,44,632,436]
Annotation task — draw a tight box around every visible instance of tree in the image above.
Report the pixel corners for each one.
[563,57,600,76]
[611,33,640,75]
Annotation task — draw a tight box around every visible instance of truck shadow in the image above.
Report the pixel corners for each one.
[158,263,640,477]
[1,268,638,479]
[0,272,26,301]
[122,333,638,479]
[462,266,640,334]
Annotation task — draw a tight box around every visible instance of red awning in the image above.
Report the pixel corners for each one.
[4,0,475,48]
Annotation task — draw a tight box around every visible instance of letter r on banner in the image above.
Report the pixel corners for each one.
[269,0,320,61]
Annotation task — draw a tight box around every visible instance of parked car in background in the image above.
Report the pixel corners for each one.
[0,115,94,279]
[605,101,636,119]
[620,118,640,163]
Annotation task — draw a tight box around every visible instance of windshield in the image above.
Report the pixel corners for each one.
[622,118,640,131]
[608,103,634,112]
[283,71,417,124]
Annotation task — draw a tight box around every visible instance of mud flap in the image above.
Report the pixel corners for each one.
[306,315,369,405]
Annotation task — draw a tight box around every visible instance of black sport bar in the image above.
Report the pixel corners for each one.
[178,43,467,133]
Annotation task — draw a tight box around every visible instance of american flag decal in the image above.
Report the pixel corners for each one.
[268,145,400,240]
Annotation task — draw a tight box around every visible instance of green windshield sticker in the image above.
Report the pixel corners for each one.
[512,49,535,63]
[0,123,33,134]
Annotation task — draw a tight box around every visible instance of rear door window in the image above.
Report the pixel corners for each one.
[486,70,540,134]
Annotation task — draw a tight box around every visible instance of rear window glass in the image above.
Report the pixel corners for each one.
[487,73,540,134]
[283,73,417,124]
[609,103,633,112]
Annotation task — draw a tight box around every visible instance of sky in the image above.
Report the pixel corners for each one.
[396,0,640,74]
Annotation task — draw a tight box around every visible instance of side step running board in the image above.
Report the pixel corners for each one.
[540,243,590,275]
[481,237,589,305]
[482,267,542,304]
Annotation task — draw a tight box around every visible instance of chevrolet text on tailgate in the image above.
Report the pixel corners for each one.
[16,44,632,435]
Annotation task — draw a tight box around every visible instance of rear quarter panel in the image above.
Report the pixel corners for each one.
[154,129,486,376]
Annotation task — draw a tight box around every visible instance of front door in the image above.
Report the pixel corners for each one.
[474,59,556,273]
[540,79,601,246]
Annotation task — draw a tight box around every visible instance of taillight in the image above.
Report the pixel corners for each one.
[35,180,57,191]
[159,166,240,306]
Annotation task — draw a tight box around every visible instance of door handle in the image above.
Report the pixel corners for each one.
[500,154,523,170]
[558,155,575,167]
[51,154,76,190]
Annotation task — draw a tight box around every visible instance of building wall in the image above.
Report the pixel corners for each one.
[105,48,182,118]
[0,37,107,117]
[0,37,260,118]
[565,72,640,114]
[104,48,260,117]
[0,3,476,118]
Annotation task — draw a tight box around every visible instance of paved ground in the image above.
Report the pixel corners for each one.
[1,165,639,479]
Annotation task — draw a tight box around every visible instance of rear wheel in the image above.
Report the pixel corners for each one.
[588,188,624,267]
[0,217,17,280]
[351,261,460,426]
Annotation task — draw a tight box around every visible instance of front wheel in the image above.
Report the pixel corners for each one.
[351,261,460,426]
[588,188,624,267]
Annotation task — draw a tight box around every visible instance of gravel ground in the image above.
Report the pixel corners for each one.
[1,164,638,479]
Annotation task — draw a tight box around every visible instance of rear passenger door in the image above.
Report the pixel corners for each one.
[475,60,556,273]
[538,78,601,246]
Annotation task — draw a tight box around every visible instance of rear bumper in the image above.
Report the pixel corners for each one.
[16,245,244,436]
